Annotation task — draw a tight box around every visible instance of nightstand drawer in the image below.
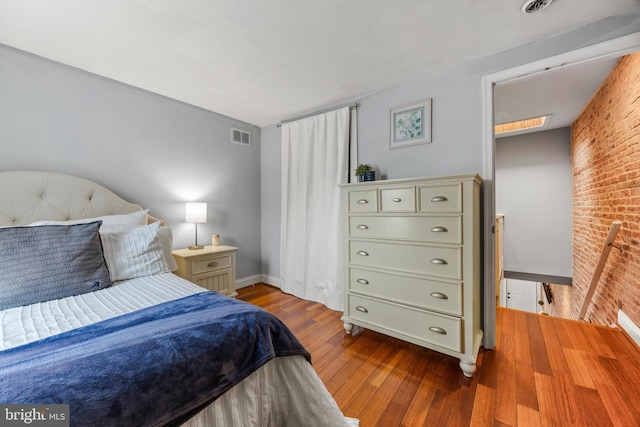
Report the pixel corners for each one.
[349,268,462,316]
[348,294,461,352]
[192,254,232,275]
[349,215,462,244]
[349,240,462,280]
[192,270,233,295]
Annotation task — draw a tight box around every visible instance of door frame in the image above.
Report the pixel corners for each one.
[481,31,640,349]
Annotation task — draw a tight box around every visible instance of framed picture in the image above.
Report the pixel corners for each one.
[389,98,432,148]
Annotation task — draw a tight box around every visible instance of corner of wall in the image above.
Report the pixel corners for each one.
[260,274,281,288]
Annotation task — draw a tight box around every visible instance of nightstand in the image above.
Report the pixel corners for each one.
[172,245,238,297]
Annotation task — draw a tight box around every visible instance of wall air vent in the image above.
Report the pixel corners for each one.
[231,128,251,146]
[521,0,553,13]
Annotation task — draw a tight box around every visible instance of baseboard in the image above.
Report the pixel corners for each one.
[236,274,282,289]
[236,274,262,289]
[618,309,640,348]
[260,274,281,288]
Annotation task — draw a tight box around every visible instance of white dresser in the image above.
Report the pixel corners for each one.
[340,174,483,377]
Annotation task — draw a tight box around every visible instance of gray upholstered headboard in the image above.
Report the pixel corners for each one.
[0,171,157,227]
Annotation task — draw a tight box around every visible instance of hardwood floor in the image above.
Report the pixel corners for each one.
[237,284,640,426]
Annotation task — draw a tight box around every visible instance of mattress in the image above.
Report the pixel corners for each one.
[0,273,203,350]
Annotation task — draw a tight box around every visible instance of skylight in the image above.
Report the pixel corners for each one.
[495,115,550,135]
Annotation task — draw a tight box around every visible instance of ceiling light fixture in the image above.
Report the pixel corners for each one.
[521,0,553,14]
[495,115,550,135]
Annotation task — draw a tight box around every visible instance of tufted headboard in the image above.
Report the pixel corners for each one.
[0,171,158,227]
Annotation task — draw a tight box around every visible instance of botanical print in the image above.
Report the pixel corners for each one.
[389,98,431,148]
[394,106,424,143]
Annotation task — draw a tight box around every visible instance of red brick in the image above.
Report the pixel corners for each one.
[568,53,640,328]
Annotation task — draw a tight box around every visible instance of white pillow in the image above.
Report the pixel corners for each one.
[97,210,149,226]
[30,210,149,229]
[157,226,179,272]
[100,223,178,272]
[99,221,171,281]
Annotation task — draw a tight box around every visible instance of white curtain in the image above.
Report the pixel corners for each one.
[280,107,352,311]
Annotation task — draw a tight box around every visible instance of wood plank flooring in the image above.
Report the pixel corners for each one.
[237,283,640,426]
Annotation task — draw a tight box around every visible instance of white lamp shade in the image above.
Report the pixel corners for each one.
[185,202,207,223]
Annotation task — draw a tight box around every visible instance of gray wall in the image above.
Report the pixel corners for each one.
[259,124,282,283]
[495,128,573,277]
[0,44,262,281]
[260,14,640,282]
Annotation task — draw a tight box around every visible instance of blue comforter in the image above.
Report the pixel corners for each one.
[0,291,310,426]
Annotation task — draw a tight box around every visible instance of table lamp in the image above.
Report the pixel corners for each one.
[185,202,207,250]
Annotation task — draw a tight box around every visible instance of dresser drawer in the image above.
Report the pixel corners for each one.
[348,190,378,213]
[349,268,462,316]
[349,215,462,244]
[192,254,232,275]
[380,187,415,212]
[349,241,461,280]
[348,294,461,352]
[418,183,462,213]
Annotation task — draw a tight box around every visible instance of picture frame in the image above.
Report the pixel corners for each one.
[389,98,432,148]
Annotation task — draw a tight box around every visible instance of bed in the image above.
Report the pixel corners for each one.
[0,171,356,427]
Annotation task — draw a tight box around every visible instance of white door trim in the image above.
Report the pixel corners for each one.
[481,31,640,349]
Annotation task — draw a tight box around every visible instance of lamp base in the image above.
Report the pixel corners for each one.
[188,245,204,250]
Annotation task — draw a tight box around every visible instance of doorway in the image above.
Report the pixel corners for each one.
[505,278,540,313]
[481,31,640,349]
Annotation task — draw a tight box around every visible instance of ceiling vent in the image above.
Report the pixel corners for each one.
[521,0,553,13]
[231,128,251,146]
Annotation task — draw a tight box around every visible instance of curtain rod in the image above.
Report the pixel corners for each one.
[277,103,358,128]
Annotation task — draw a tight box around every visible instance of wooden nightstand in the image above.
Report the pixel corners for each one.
[172,245,238,297]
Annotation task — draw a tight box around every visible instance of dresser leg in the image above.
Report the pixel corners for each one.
[459,360,476,378]
[343,322,353,334]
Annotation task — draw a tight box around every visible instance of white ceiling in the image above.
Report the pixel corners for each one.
[0,0,638,126]
[494,56,621,138]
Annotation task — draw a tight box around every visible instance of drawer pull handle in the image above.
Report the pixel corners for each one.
[355,306,369,313]
[430,258,448,265]
[429,326,447,335]
[207,261,218,267]
[392,198,402,202]
[356,251,369,256]
[430,292,449,300]
[356,278,370,285]
[430,196,448,202]
[357,224,369,229]
[357,199,369,204]
[430,226,448,232]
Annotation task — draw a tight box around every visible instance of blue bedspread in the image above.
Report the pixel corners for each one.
[0,291,310,426]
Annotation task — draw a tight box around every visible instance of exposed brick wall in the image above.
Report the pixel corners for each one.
[569,53,640,327]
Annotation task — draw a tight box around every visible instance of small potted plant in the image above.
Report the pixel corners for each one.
[355,164,375,182]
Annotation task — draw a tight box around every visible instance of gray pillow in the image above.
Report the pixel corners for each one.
[0,221,112,310]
